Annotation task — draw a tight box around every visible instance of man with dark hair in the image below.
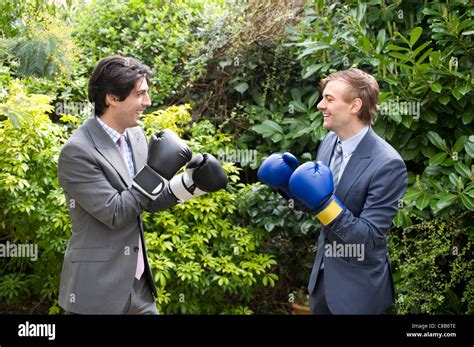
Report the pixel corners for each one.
[57,55,227,314]
[258,68,407,314]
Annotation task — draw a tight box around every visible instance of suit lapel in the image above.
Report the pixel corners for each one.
[128,127,147,173]
[317,132,338,166]
[86,118,132,186]
[335,127,375,201]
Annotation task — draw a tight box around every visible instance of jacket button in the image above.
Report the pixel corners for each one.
[134,247,139,252]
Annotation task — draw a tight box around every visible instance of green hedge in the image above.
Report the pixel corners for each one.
[0,0,472,314]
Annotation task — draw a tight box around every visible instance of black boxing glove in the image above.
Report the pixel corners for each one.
[133,129,192,200]
[169,153,228,202]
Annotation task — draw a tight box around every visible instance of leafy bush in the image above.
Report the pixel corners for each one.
[235,184,320,313]
[281,0,474,314]
[0,81,70,312]
[388,215,473,314]
[173,1,312,163]
[141,105,278,314]
[71,0,226,106]
[2,1,78,79]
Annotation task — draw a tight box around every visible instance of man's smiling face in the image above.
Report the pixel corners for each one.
[113,77,151,130]
[317,79,355,134]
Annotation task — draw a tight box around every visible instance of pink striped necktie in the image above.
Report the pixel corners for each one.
[118,135,144,280]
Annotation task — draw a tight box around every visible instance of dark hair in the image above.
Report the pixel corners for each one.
[320,68,379,124]
[88,55,152,117]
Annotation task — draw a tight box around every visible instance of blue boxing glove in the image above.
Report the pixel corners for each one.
[289,161,345,225]
[257,152,299,200]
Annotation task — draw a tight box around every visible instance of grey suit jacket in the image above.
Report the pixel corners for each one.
[57,118,178,314]
[308,127,407,314]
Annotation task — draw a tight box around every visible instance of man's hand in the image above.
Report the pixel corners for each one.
[289,161,346,225]
[169,153,228,202]
[133,129,192,200]
[257,152,299,200]
[147,129,192,180]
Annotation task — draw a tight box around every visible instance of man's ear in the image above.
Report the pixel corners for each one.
[350,98,362,115]
[105,93,119,107]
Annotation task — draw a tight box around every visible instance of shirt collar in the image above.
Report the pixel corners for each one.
[338,125,369,157]
[96,116,128,144]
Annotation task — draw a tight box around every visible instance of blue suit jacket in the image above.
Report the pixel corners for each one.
[308,127,407,314]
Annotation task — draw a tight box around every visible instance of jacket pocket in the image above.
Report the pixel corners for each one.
[69,248,113,262]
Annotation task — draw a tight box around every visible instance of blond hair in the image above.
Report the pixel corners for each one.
[320,68,379,124]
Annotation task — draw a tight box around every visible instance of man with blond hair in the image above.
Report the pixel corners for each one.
[258,68,407,314]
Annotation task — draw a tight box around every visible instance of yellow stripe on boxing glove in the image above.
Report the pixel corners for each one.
[315,194,345,225]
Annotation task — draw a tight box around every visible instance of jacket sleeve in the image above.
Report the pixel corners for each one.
[58,141,178,229]
[326,158,408,250]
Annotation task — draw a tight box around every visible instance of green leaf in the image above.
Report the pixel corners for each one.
[290,100,307,113]
[389,52,410,61]
[452,88,463,101]
[290,88,302,102]
[271,133,284,143]
[234,82,249,95]
[454,162,471,179]
[387,112,402,123]
[439,94,450,105]
[393,210,412,228]
[410,27,423,46]
[412,41,430,58]
[426,131,448,151]
[297,44,331,59]
[460,194,474,211]
[434,193,458,213]
[453,136,468,153]
[376,29,386,53]
[302,64,321,79]
[264,223,275,232]
[429,152,447,166]
[401,114,413,129]
[403,188,422,202]
[387,44,409,51]
[416,47,433,65]
[251,120,283,138]
[457,84,471,96]
[430,83,442,93]
[421,111,437,124]
[449,172,460,188]
[251,91,265,107]
[461,110,473,125]
[415,193,431,210]
[465,142,474,158]
[307,91,320,110]
[358,35,372,52]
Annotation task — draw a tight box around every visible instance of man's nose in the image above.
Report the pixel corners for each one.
[143,93,152,107]
[317,99,325,110]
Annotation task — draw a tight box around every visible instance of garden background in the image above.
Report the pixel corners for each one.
[0,0,472,314]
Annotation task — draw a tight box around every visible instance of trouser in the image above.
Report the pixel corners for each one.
[65,276,158,315]
[309,269,332,315]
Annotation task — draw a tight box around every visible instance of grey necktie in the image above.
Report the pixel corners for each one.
[331,140,343,189]
[320,139,343,271]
